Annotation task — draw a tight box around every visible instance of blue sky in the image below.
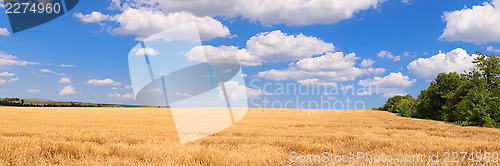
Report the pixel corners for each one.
[1,0,500,109]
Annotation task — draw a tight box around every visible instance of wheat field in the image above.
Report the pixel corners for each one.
[0,107,499,165]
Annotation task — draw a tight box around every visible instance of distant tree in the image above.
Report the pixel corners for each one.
[381,94,417,117]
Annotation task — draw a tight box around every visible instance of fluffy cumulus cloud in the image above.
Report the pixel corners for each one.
[41,69,56,73]
[59,86,77,96]
[0,72,14,77]
[107,92,135,100]
[58,77,71,83]
[360,59,375,67]
[246,31,335,61]
[118,0,387,26]
[407,48,478,81]
[296,52,358,71]
[297,78,338,87]
[8,78,18,82]
[440,0,500,43]
[133,47,160,56]
[0,51,30,66]
[358,72,416,97]
[87,79,115,85]
[77,8,231,41]
[377,50,401,61]
[256,51,386,84]
[185,30,334,66]
[79,0,389,41]
[0,79,5,85]
[0,28,10,37]
[185,45,260,66]
[113,9,231,41]
[486,46,500,52]
[219,81,267,101]
[74,12,114,23]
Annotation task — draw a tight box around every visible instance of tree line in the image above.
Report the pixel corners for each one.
[0,98,100,107]
[374,51,500,127]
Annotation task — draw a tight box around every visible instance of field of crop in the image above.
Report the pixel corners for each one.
[0,107,499,165]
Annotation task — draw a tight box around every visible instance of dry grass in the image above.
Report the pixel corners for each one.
[0,107,499,165]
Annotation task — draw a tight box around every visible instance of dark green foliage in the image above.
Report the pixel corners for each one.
[0,98,153,108]
[415,72,466,121]
[455,85,498,126]
[380,95,417,117]
[378,51,500,127]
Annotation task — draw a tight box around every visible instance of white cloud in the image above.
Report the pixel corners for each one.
[59,86,77,96]
[356,91,373,96]
[360,59,375,67]
[122,93,134,99]
[8,78,18,82]
[0,52,17,59]
[185,30,334,66]
[74,12,114,23]
[59,64,75,67]
[340,85,354,90]
[440,0,500,43]
[175,93,194,98]
[125,85,133,89]
[219,81,267,101]
[377,50,401,61]
[402,0,411,5]
[108,0,121,10]
[0,79,5,84]
[107,92,134,100]
[134,47,160,56]
[297,79,338,87]
[185,45,261,66]
[112,87,119,90]
[107,92,121,99]
[0,52,29,66]
[296,52,357,71]
[124,0,387,26]
[0,28,10,37]
[358,72,416,97]
[246,30,335,61]
[111,8,231,41]
[257,51,386,84]
[0,72,14,77]
[28,89,40,93]
[57,77,71,83]
[87,79,115,85]
[359,72,416,89]
[407,48,478,81]
[486,46,500,52]
[41,69,56,73]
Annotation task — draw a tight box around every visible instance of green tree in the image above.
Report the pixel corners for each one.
[472,51,500,89]
[455,84,499,126]
[381,94,417,117]
[415,72,465,121]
